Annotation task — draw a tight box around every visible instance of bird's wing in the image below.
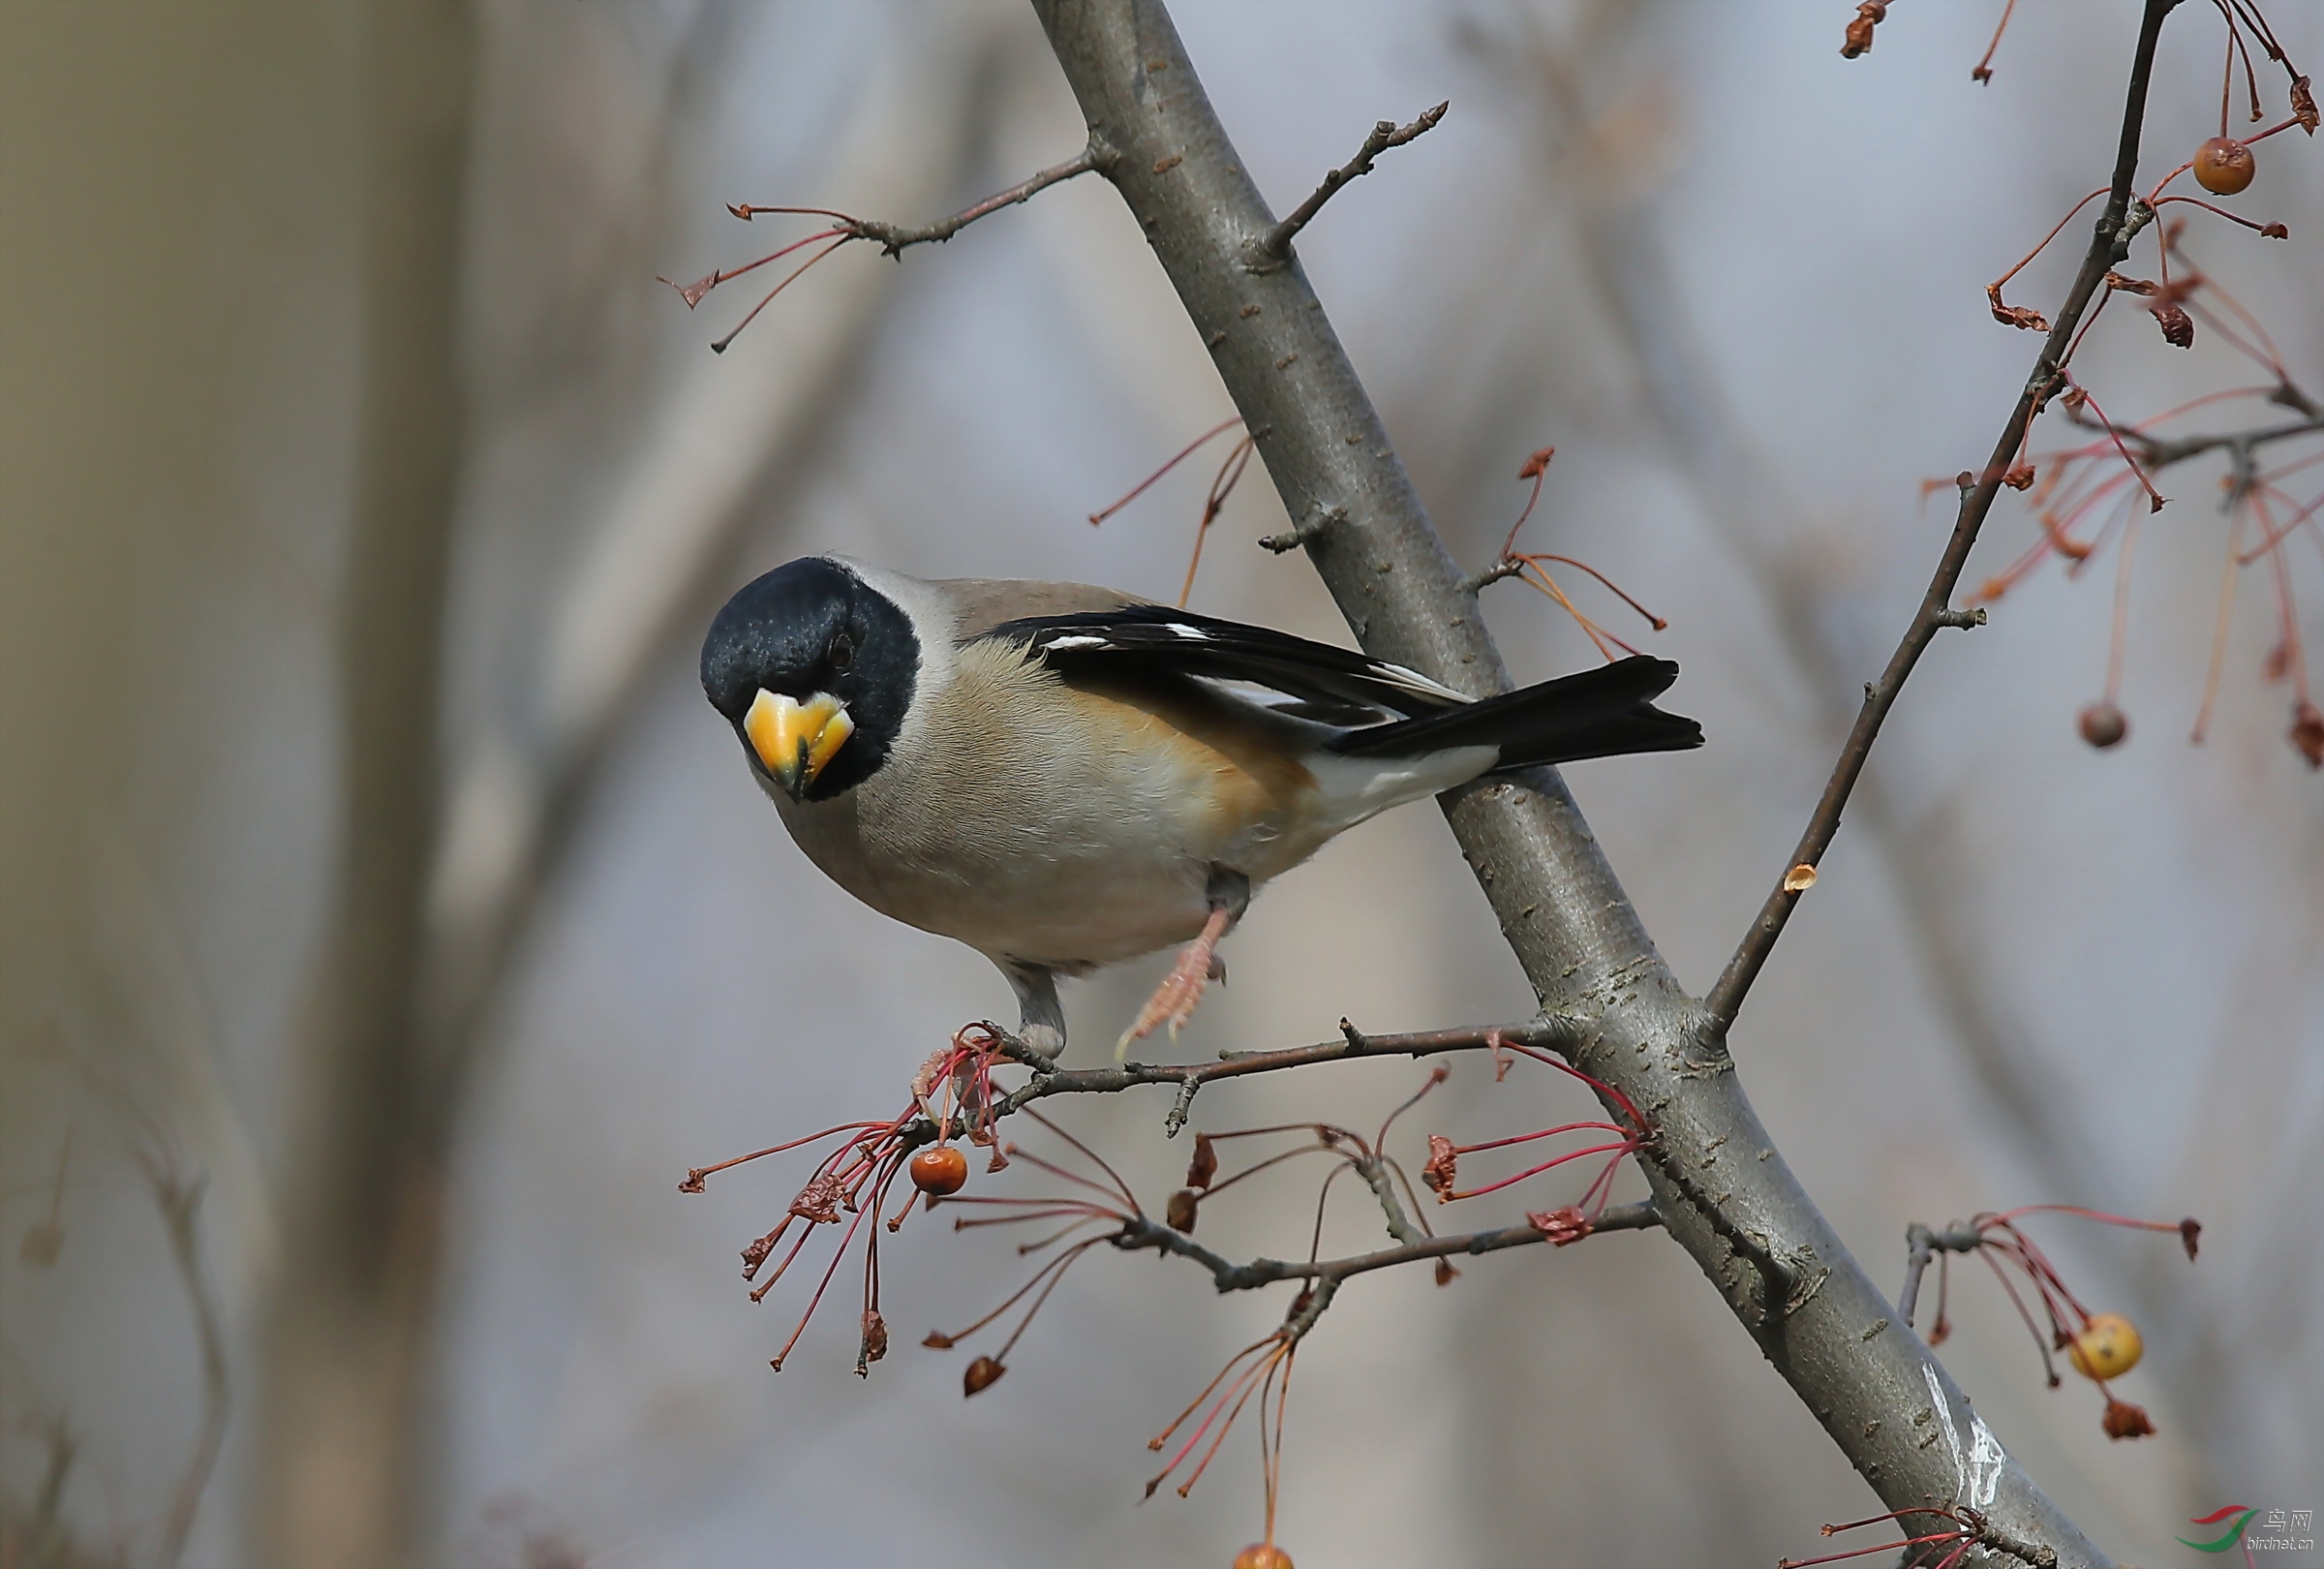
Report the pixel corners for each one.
[970,602,1473,720]
[937,577,1155,640]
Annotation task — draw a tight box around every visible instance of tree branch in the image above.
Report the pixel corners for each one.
[1900,1221,1986,1326]
[1111,1201,1663,1294]
[1030,1,2116,1559]
[1254,101,1448,264]
[1706,0,2185,1035]
[990,1018,1572,1134]
[740,144,1106,257]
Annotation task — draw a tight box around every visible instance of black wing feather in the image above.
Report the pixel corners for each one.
[976,605,1470,719]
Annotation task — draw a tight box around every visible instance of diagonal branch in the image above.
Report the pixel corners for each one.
[1255,101,1449,263]
[1706,0,2186,1034]
[1030,0,2130,1560]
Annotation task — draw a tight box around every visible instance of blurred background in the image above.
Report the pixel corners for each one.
[4,2,2318,1565]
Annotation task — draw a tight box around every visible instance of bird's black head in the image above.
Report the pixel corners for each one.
[700,557,918,801]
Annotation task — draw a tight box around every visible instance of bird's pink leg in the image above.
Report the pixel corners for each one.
[1116,904,1233,1058]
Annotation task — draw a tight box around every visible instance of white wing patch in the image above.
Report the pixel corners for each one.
[1041,634,1108,651]
[1163,623,1210,640]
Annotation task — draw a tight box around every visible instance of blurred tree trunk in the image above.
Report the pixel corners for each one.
[257,3,474,1564]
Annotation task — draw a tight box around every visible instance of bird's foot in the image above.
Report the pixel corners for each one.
[1116,906,1232,1060]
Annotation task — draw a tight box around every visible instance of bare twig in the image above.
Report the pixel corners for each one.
[1706,0,2186,1035]
[1253,102,1448,263]
[738,143,1106,258]
[1899,1220,1985,1326]
[1113,1201,1662,1294]
[988,1018,1575,1126]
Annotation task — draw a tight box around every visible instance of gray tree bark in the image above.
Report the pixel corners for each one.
[1030,2,2111,1562]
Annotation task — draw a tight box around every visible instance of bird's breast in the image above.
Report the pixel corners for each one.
[772,645,1336,967]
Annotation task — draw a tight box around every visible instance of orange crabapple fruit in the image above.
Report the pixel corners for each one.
[1234,1547,1295,1569]
[2066,1311,2144,1381]
[2192,137,2256,196]
[909,1145,970,1196]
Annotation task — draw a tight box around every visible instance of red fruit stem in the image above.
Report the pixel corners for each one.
[1088,415,1245,525]
[770,1199,872,1369]
[1446,1140,1635,1202]
[711,234,850,354]
[1453,1121,1630,1155]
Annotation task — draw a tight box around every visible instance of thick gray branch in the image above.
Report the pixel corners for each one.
[1028,2,2107,1561]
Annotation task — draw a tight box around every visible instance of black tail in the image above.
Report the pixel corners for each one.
[1327,655,1702,768]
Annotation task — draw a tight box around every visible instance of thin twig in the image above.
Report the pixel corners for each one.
[738,144,1106,258]
[1898,1220,1984,1325]
[1253,102,1449,263]
[1705,0,2185,1034]
[1114,1200,1662,1294]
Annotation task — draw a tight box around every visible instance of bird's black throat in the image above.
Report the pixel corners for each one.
[700,557,918,800]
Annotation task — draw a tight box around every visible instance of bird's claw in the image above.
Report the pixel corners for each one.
[1117,907,1232,1060]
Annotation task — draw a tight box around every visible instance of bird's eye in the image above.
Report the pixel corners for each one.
[829,633,853,671]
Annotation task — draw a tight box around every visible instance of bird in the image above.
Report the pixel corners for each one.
[700,555,1702,1061]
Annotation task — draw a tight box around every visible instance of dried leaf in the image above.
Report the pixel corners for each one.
[788,1173,841,1224]
[1422,1134,1457,1200]
[1186,1132,1218,1191]
[1841,0,1887,58]
[2291,75,2317,135]
[1526,1206,1594,1246]
[1166,1189,1200,1234]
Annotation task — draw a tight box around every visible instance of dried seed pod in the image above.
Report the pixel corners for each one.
[909,1145,969,1196]
[1166,1189,1200,1234]
[963,1355,1006,1396]
[1186,1131,1218,1190]
[2291,701,2324,769]
[2078,702,2129,750]
[1234,1546,1296,1569]
[2153,304,2194,349]
[2193,137,2255,196]
[2066,1311,2143,1381]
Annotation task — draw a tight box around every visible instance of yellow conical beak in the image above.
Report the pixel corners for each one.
[744,688,854,799]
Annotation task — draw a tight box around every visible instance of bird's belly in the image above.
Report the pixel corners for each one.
[768,674,1331,969]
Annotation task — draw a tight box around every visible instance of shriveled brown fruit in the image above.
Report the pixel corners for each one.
[2079,702,2128,749]
[2192,137,2255,196]
[910,1145,969,1196]
[2101,1398,2156,1440]
[963,1355,1005,1396]
[1233,1546,1295,1569]
[1166,1189,1200,1234]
